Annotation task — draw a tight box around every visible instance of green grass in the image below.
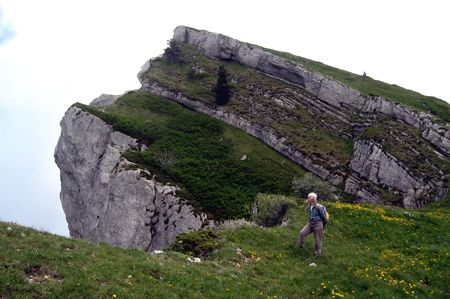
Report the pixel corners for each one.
[75,91,307,220]
[263,47,450,123]
[2,196,449,298]
[273,108,354,168]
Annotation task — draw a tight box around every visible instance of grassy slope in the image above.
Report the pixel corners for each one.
[1,198,449,298]
[75,91,306,220]
[264,47,450,123]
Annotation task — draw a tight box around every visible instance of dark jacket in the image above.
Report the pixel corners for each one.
[307,204,325,223]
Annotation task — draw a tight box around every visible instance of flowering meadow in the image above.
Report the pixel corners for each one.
[1,197,449,298]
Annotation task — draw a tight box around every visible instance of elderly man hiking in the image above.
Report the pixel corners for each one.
[297,192,327,256]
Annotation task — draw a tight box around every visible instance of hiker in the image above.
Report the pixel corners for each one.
[297,192,326,256]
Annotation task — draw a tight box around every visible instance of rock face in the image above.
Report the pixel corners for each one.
[173,26,450,157]
[54,106,210,251]
[346,140,445,208]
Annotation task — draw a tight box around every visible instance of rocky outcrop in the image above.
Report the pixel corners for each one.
[90,94,121,106]
[361,97,450,155]
[346,140,447,208]
[173,26,450,156]
[54,106,210,251]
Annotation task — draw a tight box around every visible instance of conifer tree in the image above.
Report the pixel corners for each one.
[214,65,231,105]
[163,39,182,64]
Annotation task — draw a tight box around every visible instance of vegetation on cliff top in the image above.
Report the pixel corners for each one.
[1,197,449,298]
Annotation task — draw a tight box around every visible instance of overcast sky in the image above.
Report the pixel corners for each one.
[1,0,449,236]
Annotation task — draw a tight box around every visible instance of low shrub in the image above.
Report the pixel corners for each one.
[170,229,219,257]
[158,151,177,169]
[251,194,296,227]
[292,173,336,200]
[218,218,259,230]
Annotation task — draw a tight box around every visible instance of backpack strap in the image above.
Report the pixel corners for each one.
[314,205,327,225]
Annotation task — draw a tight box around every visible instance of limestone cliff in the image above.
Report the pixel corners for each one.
[54,106,210,251]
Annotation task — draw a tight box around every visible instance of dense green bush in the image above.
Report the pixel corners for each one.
[170,230,219,257]
[251,194,297,227]
[292,173,336,201]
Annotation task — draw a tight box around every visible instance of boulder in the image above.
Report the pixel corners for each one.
[90,94,121,106]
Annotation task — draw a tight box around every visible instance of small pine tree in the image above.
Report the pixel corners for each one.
[163,39,182,64]
[213,65,231,105]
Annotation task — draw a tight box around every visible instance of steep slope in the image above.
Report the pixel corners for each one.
[1,199,449,298]
[138,25,450,208]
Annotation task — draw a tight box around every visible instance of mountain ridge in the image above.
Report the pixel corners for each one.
[175,25,450,123]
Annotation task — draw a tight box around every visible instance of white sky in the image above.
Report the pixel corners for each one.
[0,0,449,236]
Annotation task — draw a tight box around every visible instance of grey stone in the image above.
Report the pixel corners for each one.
[54,106,211,251]
[139,58,447,208]
[347,140,446,208]
[90,94,121,106]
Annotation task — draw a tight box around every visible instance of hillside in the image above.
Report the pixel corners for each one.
[1,198,449,298]
[54,26,449,255]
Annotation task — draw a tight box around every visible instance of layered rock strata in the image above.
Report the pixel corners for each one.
[345,140,445,208]
[173,26,450,156]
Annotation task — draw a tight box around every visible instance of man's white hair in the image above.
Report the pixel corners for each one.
[308,192,318,200]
